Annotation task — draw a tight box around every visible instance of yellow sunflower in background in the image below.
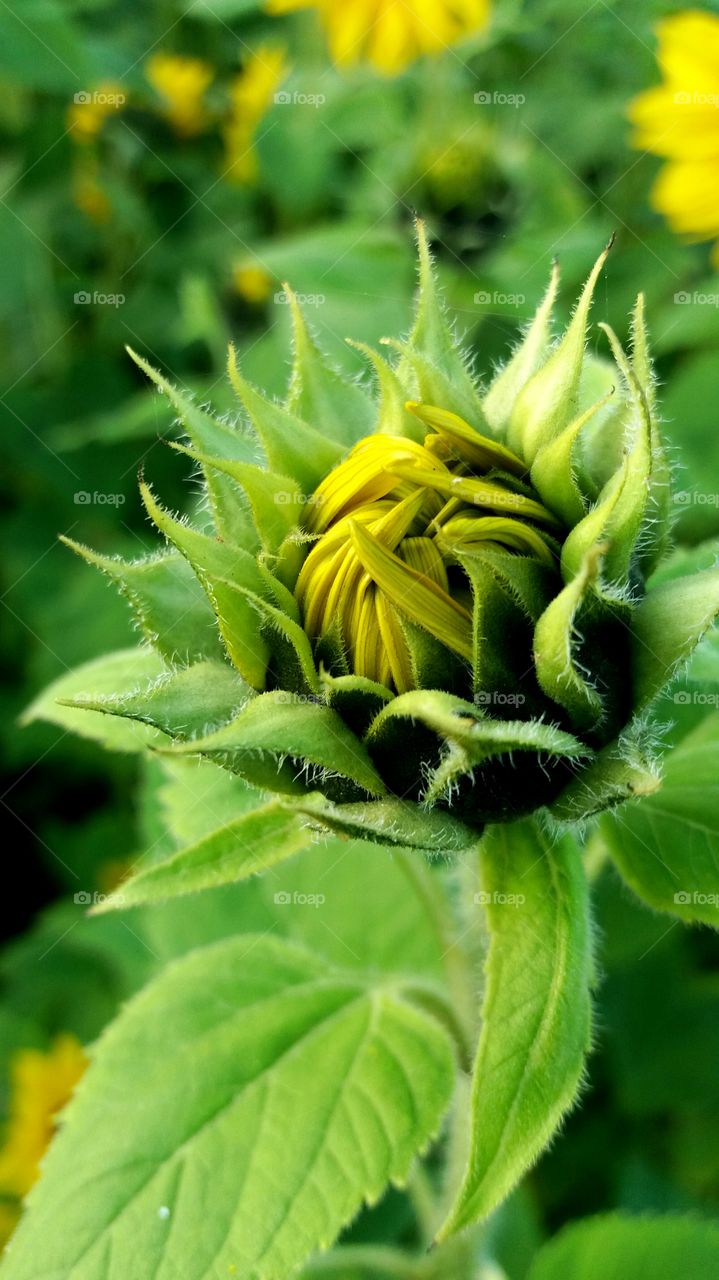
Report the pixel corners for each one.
[0,1036,87,1250]
[629,9,719,264]
[266,0,490,74]
[223,46,288,182]
[145,53,214,136]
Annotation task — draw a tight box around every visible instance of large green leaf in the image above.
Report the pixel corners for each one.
[527,1213,719,1280]
[141,760,453,982]
[600,714,719,926]
[2,936,455,1280]
[437,818,592,1239]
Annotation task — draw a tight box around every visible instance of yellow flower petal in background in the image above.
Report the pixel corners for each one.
[223,46,288,184]
[266,0,490,75]
[654,10,719,92]
[145,52,214,137]
[233,262,274,303]
[628,9,719,255]
[0,1036,87,1205]
[653,159,719,239]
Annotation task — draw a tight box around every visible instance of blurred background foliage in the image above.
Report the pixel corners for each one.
[1,0,719,1269]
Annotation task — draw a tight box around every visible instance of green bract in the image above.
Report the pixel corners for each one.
[54,225,719,844]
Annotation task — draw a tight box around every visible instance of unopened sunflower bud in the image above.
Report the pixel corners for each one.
[61,223,719,842]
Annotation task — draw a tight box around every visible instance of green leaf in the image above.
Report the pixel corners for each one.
[600,715,719,926]
[437,818,592,1239]
[166,691,387,800]
[533,547,605,733]
[507,246,610,462]
[127,347,259,550]
[293,794,475,854]
[229,345,344,492]
[22,649,167,752]
[526,1213,719,1280]
[140,482,271,689]
[63,660,251,741]
[630,568,719,711]
[402,221,483,425]
[61,541,225,665]
[364,690,587,815]
[530,392,613,527]
[169,441,304,555]
[483,261,558,436]
[348,341,423,441]
[286,289,375,445]
[2,936,455,1280]
[550,733,660,823]
[95,802,311,909]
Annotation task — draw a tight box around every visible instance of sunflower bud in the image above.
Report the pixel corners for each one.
[59,224,719,847]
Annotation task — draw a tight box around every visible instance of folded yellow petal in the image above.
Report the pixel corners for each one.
[349,520,473,662]
[406,401,528,475]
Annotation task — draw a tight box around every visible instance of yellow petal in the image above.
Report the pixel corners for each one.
[652,159,719,237]
[389,463,561,528]
[436,514,556,567]
[375,592,414,692]
[406,401,528,475]
[399,536,451,590]
[349,520,473,662]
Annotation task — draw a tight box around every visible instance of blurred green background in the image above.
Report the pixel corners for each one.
[1,0,719,1268]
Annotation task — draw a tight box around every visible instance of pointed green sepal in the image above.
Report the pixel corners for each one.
[169,440,303,554]
[506,242,611,462]
[285,287,375,445]
[483,260,559,435]
[228,345,343,492]
[140,482,271,688]
[533,546,606,733]
[61,660,251,742]
[60,538,224,664]
[163,691,388,801]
